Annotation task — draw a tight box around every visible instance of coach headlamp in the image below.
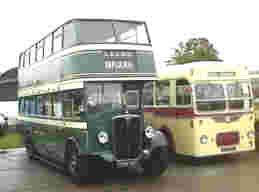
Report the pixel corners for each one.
[97,131,109,144]
[247,131,255,139]
[200,135,208,144]
[145,126,155,139]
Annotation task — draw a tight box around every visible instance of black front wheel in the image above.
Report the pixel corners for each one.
[142,147,169,177]
[66,144,89,184]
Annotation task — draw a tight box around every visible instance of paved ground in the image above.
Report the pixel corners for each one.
[0,147,259,192]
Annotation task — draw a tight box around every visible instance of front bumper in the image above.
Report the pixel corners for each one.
[90,149,151,173]
[115,149,151,169]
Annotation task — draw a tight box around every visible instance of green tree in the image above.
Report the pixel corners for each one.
[167,37,223,65]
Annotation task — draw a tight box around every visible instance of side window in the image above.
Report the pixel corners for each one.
[19,54,23,68]
[44,34,53,57]
[19,98,24,114]
[24,99,30,115]
[63,89,84,119]
[53,27,63,53]
[72,90,84,117]
[52,93,63,118]
[251,79,259,99]
[143,82,154,106]
[30,46,36,65]
[39,95,48,115]
[156,81,170,105]
[176,80,192,105]
[63,92,72,117]
[37,41,44,61]
[30,97,35,115]
[24,51,30,68]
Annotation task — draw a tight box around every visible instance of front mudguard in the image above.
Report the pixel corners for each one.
[149,130,168,152]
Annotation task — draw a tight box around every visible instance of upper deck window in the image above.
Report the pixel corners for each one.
[19,19,151,69]
[114,22,149,44]
[74,20,150,45]
[77,21,116,44]
[53,27,63,52]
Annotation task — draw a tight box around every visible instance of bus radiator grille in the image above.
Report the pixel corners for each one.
[112,116,141,159]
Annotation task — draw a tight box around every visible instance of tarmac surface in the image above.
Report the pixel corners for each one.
[0,147,259,192]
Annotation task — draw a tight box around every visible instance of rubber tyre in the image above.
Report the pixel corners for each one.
[142,146,169,177]
[66,144,89,185]
[24,136,35,160]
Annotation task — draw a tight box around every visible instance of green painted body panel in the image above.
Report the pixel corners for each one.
[62,52,155,77]
[86,104,120,153]
[136,53,156,73]
[63,53,105,75]
[23,103,121,159]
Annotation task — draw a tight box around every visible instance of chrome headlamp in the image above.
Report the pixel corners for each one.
[200,135,208,144]
[97,131,109,144]
[145,126,155,139]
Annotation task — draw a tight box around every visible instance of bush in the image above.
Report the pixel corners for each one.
[0,123,8,136]
[0,132,24,149]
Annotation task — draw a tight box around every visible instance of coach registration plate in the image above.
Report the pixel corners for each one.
[221,146,236,152]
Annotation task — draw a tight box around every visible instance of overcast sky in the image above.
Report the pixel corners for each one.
[0,0,258,73]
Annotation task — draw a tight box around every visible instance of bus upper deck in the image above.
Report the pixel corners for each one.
[18,19,156,91]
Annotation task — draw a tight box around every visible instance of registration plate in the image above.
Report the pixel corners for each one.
[221,146,236,152]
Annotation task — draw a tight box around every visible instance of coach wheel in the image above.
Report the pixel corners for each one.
[142,146,169,177]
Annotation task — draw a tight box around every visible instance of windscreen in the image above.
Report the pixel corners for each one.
[226,82,251,110]
[195,83,225,112]
[195,82,251,113]
[86,83,123,113]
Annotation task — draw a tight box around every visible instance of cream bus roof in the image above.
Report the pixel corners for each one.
[247,65,259,78]
[158,61,249,82]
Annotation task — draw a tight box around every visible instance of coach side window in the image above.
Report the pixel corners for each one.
[176,79,192,106]
[251,79,259,99]
[156,81,170,105]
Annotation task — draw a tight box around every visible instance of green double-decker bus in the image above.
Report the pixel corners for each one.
[18,19,169,183]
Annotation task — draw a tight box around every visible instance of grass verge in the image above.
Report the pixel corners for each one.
[0,132,24,149]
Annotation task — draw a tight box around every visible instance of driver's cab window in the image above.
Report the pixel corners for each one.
[86,84,103,113]
[143,81,154,106]
[125,90,139,107]
[156,81,170,105]
[86,83,123,112]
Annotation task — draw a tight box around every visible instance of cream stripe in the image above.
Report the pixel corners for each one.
[17,116,87,129]
[18,76,156,97]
